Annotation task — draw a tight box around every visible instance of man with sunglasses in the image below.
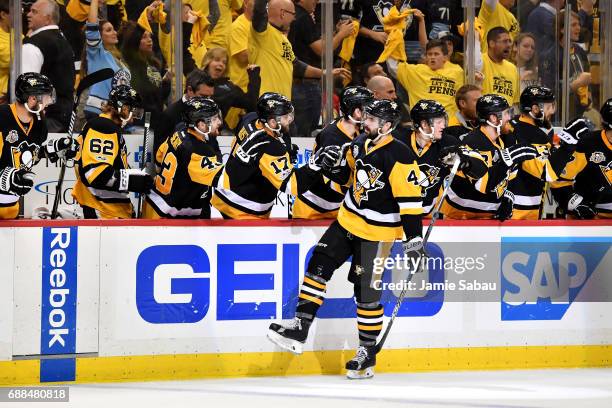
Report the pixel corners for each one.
[0,72,75,219]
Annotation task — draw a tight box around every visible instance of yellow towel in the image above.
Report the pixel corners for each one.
[376,7,411,63]
[338,20,360,64]
[458,17,484,42]
[191,10,210,48]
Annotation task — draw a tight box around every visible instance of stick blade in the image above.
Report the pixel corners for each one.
[77,68,115,95]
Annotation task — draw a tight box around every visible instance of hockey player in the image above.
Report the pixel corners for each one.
[0,72,75,219]
[396,99,487,216]
[72,85,153,219]
[292,86,374,219]
[441,93,588,220]
[445,84,482,141]
[211,92,340,219]
[551,98,612,219]
[143,97,266,219]
[507,86,586,219]
[267,99,424,379]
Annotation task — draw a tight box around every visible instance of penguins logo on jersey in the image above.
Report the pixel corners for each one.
[416,164,441,195]
[353,160,384,205]
[372,0,396,26]
[12,141,40,169]
[600,162,612,187]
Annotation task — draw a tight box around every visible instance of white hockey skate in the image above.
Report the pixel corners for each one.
[345,345,376,379]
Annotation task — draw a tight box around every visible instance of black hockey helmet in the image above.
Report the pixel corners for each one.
[15,72,55,104]
[410,99,447,128]
[601,98,612,130]
[364,99,401,129]
[256,92,293,121]
[520,86,555,113]
[340,86,374,118]
[183,97,221,126]
[108,85,143,119]
[476,94,510,122]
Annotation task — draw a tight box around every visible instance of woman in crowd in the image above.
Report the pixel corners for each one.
[511,33,540,93]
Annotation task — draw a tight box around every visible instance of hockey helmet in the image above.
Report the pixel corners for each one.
[256,92,294,121]
[410,99,447,128]
[340,86,374,119]
[476,94,511,122]
[15,72,55,105]
[364,99,401,129]
[108,85,144,119]
[601,98,612,130]
[520,86,555,113]
[183,97,221,127]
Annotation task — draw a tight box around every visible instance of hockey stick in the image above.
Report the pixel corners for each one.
[51,68,115,219]
[375,157,461,353]
[136,112,152,218]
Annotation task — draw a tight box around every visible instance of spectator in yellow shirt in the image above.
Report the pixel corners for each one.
[0,0,9,104]
[479,26,520,107]
[229,0,253,92]
[478,0,519,53]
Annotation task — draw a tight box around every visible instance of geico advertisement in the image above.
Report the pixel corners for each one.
[25,135,315,218]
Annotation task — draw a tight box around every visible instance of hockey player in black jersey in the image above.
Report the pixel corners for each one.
[441,93,588,220]
[73,85,153,219]
[445,84,482,141]
[292,86,374,219]
[267,100,424,379]
[0,72,75,219]
[552,98,612,219]
[507,86,587,219]
[396,99,487,216]
[211,92,340,219]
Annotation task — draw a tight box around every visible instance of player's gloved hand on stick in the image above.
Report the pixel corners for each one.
[495,190,515,221]
[439,145,481,171]
[235,132,269,165]
[558,117,589,146]
[117,169,153,193]
[45,137,78,162]
[567,193,596,219]
[500,144,539,167]
[402,236,426,275]
[308,145,342,172]
[0,167,35,196]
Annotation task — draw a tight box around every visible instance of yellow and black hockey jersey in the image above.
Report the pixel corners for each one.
[508,116,575,219]
[212,120,320,219]
[0,104,48,219]
[292,119,355,219]
[551,130,612,219]
[442,126,517,219]
[144,129,223,219]
[333,134,423,241]
[72,113,132,219]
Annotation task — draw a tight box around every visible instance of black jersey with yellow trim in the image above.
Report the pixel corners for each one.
[146,129,224,219]
[292,119,355,219]
[212,125,320,219]
[442,126,517,218]
[72,114,132,219]
[335,134,423,242]
[0,104,48,218]
[551,130,612,217]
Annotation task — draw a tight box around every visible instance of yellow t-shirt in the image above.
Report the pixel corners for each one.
[249,23,295,98]
[207,0,243,49]
[228,14,250,92]
[478,0,519,53]
[396,61,465,117]
[481,53,520,106]
[0,29,10,96]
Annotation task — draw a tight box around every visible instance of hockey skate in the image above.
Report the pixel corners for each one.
[267,318,309,355]
[345,345,376,379]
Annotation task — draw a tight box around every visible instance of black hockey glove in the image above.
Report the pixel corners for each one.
[567,193,596,219]
[45,137,78,163]
[439,145,482,171]
[116,169,153,193]
[235,131,269,165]
[402,236,426,275]
[558,117,589,146]
[500,144,539,167]
[494,190,515,221]
[308,145,342,172]
[0,167,35,196]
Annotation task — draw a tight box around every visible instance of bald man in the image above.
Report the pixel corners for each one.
[366,75,396,100]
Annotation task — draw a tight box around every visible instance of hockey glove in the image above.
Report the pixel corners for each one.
[45,137,78,163]
[308,145,342,172]
[567,193,596,219]
[0,167,35,196]
[402,236,426,275]
[500,144,539,167]
[116,169,153,193]
[558,117,589,146]
[289,143,299,165]
[494,190,515,221]
[235,131,269,165]
[439,145,481,171]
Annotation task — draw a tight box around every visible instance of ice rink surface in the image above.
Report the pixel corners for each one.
[5,368,612,408]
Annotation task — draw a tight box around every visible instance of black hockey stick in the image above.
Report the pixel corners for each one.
[51,68,114,219]
[375,158,461,353]
[136,112,152,218]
